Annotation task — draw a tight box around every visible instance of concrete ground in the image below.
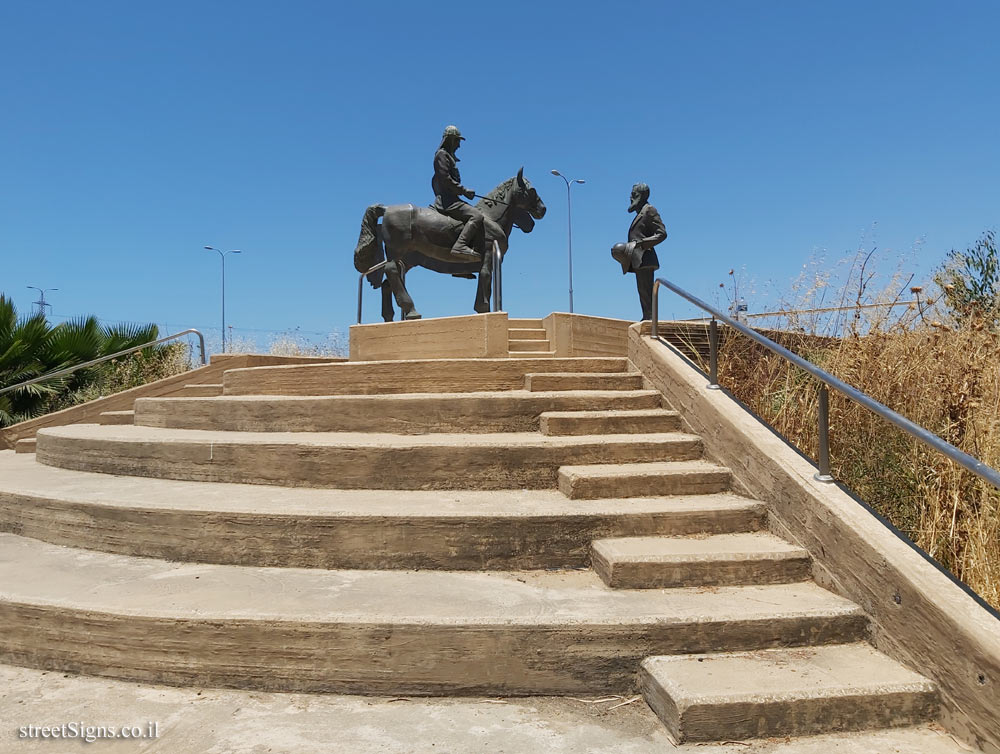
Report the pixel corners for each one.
[0,665,976,754]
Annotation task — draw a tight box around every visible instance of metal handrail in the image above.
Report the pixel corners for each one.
[650,278,1000,490]
[356,243,504,324]
[492,240,503,312]
[357,261,389,324]
[0,329,207,398]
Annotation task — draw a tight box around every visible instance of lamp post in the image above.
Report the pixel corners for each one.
[550,170,585,313]
[26,286,58,317]
[203,246,242,352]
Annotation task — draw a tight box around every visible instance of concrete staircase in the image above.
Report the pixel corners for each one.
[508,317,555,357]
[0,354,955,747]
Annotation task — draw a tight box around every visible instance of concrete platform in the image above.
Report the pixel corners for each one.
[0,664,976,754]
[0,533,866,694]
[560,461,731,499]
[591,533,812,588]
[34,425,705,489]
[0,454,766,569]
[223,357,630,396]
[133,390,665,433]
[640,644,939,742]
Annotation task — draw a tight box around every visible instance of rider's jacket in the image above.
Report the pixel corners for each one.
[432,148,469,212]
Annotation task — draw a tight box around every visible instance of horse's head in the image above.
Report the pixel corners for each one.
[477,168,547,236]
[510,167,546,234]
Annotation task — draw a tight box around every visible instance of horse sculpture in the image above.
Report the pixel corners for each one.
[353,168,546,321]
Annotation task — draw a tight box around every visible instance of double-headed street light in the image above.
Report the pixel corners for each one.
[203,246,242,352]
[550,170,585,313]
[26,286,58,317]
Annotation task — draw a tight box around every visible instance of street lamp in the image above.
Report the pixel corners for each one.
[26,286,58,317]
[550,170,585,313]
[203,246,242,352]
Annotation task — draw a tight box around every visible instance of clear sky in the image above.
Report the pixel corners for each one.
[2,1,997,351]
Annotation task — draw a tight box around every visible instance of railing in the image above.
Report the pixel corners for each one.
[650,278,1000,490]
[357,261,389,324]
[0,329,207,398]
[356,241,504,325]
[491,240,503,312]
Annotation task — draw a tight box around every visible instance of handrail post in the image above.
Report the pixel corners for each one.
[492,241,503,313]
[707,318,720,390]
[357,262,388,325]
[357,273,365,324]
[194,331,207,365]
[651,280,660,338]
[815,385,834,482]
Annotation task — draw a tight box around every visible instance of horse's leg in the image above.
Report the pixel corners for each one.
[384,257,421,320]
[380,282,395,322]
[474,248,493,314]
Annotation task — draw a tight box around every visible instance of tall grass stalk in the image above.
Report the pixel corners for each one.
[707,256,1000,609]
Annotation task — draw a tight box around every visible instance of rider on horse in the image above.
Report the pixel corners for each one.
[432,125,485,260]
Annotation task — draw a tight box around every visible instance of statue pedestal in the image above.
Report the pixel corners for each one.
[349,312,509,362]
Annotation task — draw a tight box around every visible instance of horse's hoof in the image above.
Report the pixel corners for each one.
[404,312,422,320]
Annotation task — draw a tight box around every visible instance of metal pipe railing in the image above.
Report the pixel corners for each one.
[357,261,389,324]
[0,329,206,398]
[650,277,1000,490]
[492,240,503,312]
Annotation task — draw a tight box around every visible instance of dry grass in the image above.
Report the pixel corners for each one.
[709,269,1000,609]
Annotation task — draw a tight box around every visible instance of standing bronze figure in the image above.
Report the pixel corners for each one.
[432,125,486,260]
[611,183,667,320]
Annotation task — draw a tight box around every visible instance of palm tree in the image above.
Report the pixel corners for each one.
[0,295,165,427]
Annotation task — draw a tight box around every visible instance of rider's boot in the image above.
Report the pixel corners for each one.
[451,220,483,261]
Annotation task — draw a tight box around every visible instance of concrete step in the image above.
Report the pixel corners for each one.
[175,383,223,397]
[223,357,629,396]
[526,372,644,392]
[540,409,680,436]
[0,533,867,694]
[134,390,666,433]
[509,350,556,358]
[507,318,544,328]
[98,409,134,425]
[35,425,705,490]
[0,455,765,569]
[591,532,812,588]
[508,328,548,340]
[640,644,939,742]
[509,339,553,352]
[13,438,35,454]
[2,664,973,754]
[560,461,731,499]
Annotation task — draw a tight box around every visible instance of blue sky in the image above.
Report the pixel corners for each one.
[2,1,997,351]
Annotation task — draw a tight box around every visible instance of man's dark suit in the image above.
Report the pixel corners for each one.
[627,203,667,320]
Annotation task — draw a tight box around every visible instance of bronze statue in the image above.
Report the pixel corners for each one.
[354,167,546,321]
[611,182,667,320]
[432,125,486,260]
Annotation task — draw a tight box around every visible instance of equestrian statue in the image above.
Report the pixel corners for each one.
[353,125,547,321]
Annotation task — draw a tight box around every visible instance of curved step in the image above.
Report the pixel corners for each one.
[640,644,938,742]
[35,425,704,490]
[133,390,664,433]
[0,534,867,694]
[2,663,971,754]
[223,357,629,396]
[0,454,764,569]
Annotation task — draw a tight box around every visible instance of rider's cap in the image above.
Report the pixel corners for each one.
[442,125,466,141]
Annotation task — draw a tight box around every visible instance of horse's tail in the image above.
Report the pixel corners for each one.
[354,204,387,274]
